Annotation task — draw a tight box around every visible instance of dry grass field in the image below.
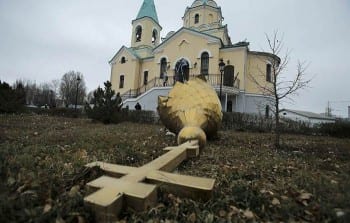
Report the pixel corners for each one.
[0,114,349,222]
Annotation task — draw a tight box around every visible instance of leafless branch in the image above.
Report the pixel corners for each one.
[249,30,312,148]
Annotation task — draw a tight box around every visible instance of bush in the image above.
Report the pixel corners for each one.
[318,121,350,138]
[85,81,122,124]
[124,110,158,124]
[279,118,313,135]
[222,112,274,132]
[223,112,350,138]
[0,81,26,113]
[222,112,316,135]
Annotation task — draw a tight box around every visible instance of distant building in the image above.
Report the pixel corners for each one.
[280,109,336,126]
[109,0,279,114]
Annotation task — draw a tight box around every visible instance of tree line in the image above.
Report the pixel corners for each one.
[1,71,88,112]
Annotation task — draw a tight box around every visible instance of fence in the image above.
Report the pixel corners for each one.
[24,108,350,138]
[121,74,240,100]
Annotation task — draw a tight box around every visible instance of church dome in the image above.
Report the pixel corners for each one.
[165,31,175,39]
[191,0,218,8]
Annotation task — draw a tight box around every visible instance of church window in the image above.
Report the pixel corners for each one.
[152,29,158,44]
[200,52,209,75]
[121,57,126,64]
[265,105,270,118]
[160,58,167,79]
[135,26,142,42]
[195,14,199,24]
[208,14,214,23]
[119,75,124,89]
[266,64,272,82]
[143,71,148,85]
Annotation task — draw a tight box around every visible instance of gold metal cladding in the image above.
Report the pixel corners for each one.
[158,77,223,148]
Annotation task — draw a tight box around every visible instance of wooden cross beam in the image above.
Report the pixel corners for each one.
[84,140,215,222]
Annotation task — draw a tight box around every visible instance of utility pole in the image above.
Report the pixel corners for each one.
[75,75,81,111]
[326,101,332,117]
[326,100,350,118]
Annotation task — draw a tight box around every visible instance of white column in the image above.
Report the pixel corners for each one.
[224,93,228,112]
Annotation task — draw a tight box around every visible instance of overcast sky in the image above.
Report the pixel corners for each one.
[0,0,349,117]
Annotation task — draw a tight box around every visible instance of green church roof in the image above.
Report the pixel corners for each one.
[136,0,159,23]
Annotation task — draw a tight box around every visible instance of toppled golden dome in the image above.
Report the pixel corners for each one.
[158,77,222,148]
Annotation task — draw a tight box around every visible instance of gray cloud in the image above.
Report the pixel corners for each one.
[0,0,349,116]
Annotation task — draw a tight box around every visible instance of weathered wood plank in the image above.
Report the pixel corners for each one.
[85,176,158,216]
[146,170,215,200]
[84,186,123,207]
[86,176,157,199]
[84,187,123,222]
[85,161,137,177]
[147,170,215,190]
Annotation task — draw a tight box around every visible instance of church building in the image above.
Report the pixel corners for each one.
[109,0,279,115]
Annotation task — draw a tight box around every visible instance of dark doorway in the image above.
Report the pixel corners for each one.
[227,100,233,112]
[175,59,189,83]
[143,71,148,85]
[223,65,234,87]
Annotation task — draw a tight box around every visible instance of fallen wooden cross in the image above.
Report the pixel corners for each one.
[84,140,215,222]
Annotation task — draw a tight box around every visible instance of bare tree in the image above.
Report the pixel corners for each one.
[59,71,87,107]
[14,79,36,105]
[51,79,60,99]
[38,83,56,107]
[250,31,311,148]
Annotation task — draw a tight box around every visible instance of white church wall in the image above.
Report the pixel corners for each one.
[123,87,172,112]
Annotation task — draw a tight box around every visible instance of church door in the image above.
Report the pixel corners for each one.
[223,65,234,87]
[227,100,233,112]
[175,59,189,83]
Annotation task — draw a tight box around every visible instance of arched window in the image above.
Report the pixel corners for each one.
[200,52,209,75]
[119,75,124,89]
[152,29,157,44]
[143,71,148,85]
[208,14,214,23]
[195,14,199,24]
[160,58,167,78]
[266,64,272,82]
[135,26,142,42]
[265,105,270,118]
[121,57,126,64]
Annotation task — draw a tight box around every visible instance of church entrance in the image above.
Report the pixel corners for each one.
[175,59,189,83]
[223,65,234,87]
[227,100,233,112]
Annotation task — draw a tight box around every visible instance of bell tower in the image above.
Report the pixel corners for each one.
[183,0,231,45]
[131,0,162,49]
[183,0,223,31]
